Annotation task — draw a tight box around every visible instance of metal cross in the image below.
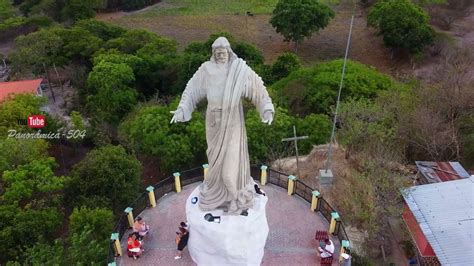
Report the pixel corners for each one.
[282,125,308,179]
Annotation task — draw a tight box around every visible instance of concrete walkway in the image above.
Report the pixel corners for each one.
[117,182,340,265]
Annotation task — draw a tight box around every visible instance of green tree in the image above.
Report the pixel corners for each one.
[65,145,141,214]
[270,0,335,51]
[86,61,137,124]
[0,0,14,22]
[296,113,331,154]
[68,207,113,264]
[9,27,66,74]
[0,94,45,135]
[69,207,113,241]
[0,158,66,263]
[23,207,113,264]
[271,59,395,116]
[58,27,104,63]
[0,138,49,174]
[61,0,95,22]
[368,0,434,54]
[119,104,206,173]
[271,52,301,82]
[233,42,264,67]
[106,28,177,54]
[23,240,66,265]
[245,106,295,163]
[75,19,125,41]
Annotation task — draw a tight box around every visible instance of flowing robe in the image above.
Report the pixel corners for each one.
[176,58,274,214]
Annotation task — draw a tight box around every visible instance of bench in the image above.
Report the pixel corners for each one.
[315,230,329,241]
[320,256,333,265]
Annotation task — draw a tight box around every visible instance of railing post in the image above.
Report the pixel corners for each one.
[329,211,340,235]
[111,233,122,257]
[147,186,156,208]
[173,172,181,193]
[339,240,350,262]
[287,175,296,195]
[260,165,268,186]
[202,164,209,179]
[311,190,320,211]
[124,207,134,228]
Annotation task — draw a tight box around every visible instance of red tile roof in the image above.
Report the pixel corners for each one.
[0,79,43,102]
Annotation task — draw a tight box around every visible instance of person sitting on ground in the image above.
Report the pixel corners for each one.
[318,238,334,258]
[133,216,150,240]
[127,233,144,260]
[174,226,189,260]
[254,184,266,196]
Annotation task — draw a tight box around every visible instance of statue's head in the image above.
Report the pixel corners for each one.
[211,37,236,64]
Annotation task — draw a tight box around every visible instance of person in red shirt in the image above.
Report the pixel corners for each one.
[127,233,143,260]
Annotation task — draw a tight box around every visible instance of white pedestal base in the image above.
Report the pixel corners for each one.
[186,184,269,266]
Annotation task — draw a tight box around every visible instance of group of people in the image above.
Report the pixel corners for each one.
[126,217,190,261]
[127,216,150,260]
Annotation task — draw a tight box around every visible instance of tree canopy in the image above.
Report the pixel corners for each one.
[65,145,141,214]
[368,0,434,54]
[270,0,335,50]
[0,158,66,262]
[271,59,396,116]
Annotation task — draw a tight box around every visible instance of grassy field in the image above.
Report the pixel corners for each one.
[134,0,341,16]
[99,0,392,72]
[140,0,279,16]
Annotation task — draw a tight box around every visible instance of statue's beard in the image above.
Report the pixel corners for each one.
[216,58,228,64]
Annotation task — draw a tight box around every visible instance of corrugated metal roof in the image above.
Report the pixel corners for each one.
[415,161,470,184]
[403,176,474,265]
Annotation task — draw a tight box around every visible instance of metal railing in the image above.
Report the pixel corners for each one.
[260,166,350,248]
[108,165,350,263]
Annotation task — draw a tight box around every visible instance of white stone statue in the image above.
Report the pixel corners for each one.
[171,37,274,215]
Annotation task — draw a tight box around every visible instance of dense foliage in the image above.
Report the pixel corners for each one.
[270,0,335,50]
[65,145,141,214]
[271,59,395,116]
[23,207,114,264]
[0,158,66,262]
[368,0,434,54]
[119,103,207,173]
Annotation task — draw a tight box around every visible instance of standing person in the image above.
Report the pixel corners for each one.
[174,227,189,260]
[318,238,334,258]
[170,36,275,215]
[127,233,143,260]
[133,216,150,240]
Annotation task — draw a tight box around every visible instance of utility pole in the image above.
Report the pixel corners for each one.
[319,14,355,186]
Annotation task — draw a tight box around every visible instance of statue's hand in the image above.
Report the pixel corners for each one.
[262,110,274,125]
[170,108,185,124]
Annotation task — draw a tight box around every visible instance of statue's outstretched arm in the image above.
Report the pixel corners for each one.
[244,70,275,125]
[170,65,206,123]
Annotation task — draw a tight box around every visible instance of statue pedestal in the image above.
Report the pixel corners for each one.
[186,184,269,266]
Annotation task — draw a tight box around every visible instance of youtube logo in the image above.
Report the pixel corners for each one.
[28,115,46,128]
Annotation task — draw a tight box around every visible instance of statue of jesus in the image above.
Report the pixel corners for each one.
[170,37,274,215]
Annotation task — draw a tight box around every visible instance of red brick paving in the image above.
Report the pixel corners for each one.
[116,182,340,265]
